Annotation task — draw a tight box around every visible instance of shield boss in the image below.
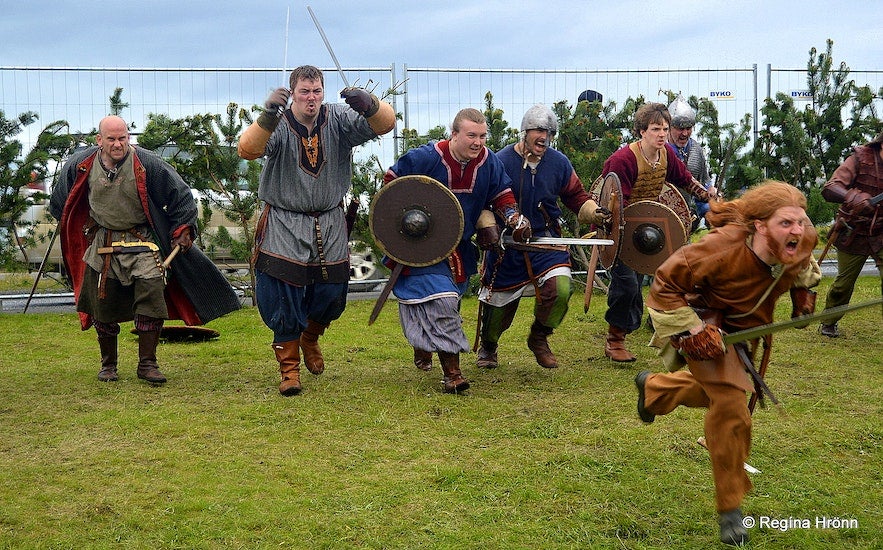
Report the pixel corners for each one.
[619,200,687,275]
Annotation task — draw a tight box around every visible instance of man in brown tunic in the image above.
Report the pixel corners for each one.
[634,181,820,545]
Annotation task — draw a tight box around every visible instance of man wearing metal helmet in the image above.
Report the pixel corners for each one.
[476,104,609,370]
[668,94,713,231]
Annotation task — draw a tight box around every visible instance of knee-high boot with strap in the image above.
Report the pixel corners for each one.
[273,341,302,396]
[300,320,328,375]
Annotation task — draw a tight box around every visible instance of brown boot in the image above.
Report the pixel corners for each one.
[136,330,167,383]
[605,324,636,362]
[97,335,118,382]
[413,348,432,371]
[527,321,558,368]
[476,341,498,368]
[438,351,470,394]
[300,320,328,375]
[273,341,302,396]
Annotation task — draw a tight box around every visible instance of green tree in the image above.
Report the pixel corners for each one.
[754,39,881,223]
[138,103,262,301]
[483,92,519,152]
[0,111,78,269]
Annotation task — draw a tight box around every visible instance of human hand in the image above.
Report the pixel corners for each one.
[674,324,726,360]
[171,231,193,253]
[844,188,874,216]
[578,199,612,225]
[340,87,377,116]
[264,88,291,113]
[790,288,816,328]
[506,213,532,242]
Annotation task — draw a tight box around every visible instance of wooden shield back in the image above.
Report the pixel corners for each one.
[589,172,624,270]
[658,182,694,240]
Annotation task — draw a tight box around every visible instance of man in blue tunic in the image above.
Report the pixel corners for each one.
[476,104,609,369]
[382,108,531,393]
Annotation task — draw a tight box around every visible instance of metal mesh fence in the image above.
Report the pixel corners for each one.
[3,64,882,171]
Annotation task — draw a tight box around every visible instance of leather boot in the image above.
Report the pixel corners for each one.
[527,321,558,368]
[476,341,498,369]
[273,341,302,396]
[605,324,636,362]
[438,351,469,394]
[136,330,167,383]
[97,335,118,382]
[300,320,328,375]
[413,348,432,371]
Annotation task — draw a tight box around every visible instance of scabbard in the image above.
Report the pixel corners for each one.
[734,342,778,408]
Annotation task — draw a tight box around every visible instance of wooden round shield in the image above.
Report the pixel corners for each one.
[658,182,694,240]
[589,172,624,270]
[619,200,688,275]
[369,175,464,267]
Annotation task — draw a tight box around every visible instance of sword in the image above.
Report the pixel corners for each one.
[502,236,613,247]
[368,262,403,325]
[722,297,883,346]
[307,6,350,88]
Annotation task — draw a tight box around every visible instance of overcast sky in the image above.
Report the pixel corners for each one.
[2,0,881,71]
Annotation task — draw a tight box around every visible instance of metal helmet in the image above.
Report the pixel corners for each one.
[668,94,696,129]
[521,104,558,137]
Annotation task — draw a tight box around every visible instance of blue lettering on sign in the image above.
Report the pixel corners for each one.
[790,90,813,99]
[709,91,735,99]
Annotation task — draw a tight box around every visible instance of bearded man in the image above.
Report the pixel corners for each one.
[634,180,821,546]
[476,104,609,370]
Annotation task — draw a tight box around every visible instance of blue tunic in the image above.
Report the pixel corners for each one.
[384,140,514,300]
[481,144,591,290]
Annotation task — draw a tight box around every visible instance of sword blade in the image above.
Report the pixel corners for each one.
[307,6,350,88]
[502,236,614,246]
[723,297,883,345]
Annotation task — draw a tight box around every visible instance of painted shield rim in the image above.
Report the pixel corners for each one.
[369,175,465,267]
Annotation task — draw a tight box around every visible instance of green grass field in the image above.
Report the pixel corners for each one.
[1,277,880,549]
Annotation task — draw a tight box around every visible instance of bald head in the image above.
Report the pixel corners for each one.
[96,116,131,166]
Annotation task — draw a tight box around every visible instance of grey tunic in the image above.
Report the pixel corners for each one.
[254,103,377,285]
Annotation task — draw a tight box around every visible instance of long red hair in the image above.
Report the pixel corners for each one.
[706,180,807,232]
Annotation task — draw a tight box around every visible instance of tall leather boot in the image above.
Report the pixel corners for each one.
[300,320,328,375]
[605,324,636,362]
[413,348,432,371]
[136,330,167,383]
[438,351,470,394]
[97,335,118,382]
[527,321,558,368]
[273,341,302,396]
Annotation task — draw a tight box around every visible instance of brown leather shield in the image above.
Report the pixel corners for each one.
[589,172,624,270]
[369,175,464,267]
[619,200,687,275]
[658,181,694,240]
